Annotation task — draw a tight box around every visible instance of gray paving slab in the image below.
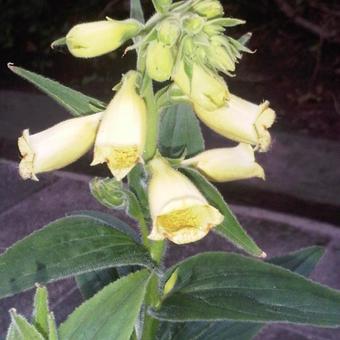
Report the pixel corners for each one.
[208,129,340,224]
[255,325,308,340]
[0,160,58,213]
[0,90,70,142]
[209,128,340,207]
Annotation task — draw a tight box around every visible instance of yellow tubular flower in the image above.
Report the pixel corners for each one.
[147,157,224,245]
[66,18,143,58]
[146,41,174,82]
[182,144,265,182]
[195,94,276,152]
[172,60,229,111]
[18,112,102,181]
[92,71,146,180]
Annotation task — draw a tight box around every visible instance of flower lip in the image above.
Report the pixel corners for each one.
[18,129,37,181]
[194,94,276,151]
[147,157,224,244]
[18,112,102,181]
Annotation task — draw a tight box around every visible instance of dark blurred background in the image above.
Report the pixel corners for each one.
[1,0,339,137]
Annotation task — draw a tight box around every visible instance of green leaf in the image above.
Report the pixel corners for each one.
[0,215,154,299]
[32,284,49,337]
[156,246,325,340]
[76,268,119,300]
[59,270,150,340]
[130,0,145,24]
[48,313,59,340]
[152,0,172,13]
[159,104,205,158]
[8,64,106,116]
[69,210,140,241]
[151,252,340,327]
[157,321,262,340]
[210,18,246,27]
[268,246,325,277]
[180,167,264,257]
[9,310,44,340]
[6,323,21,340]
[128,164,150,218]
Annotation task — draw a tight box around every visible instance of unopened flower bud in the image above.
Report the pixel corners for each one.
[157,18,181,47]
[193,0,224,19]
[18,112,102,181]
[146,41,174,82]
[153,0,173,13]
[66,18,143,58]
[209,43,236,73]
[92,71,146,180]
[194,94,276,152]
[147,157,224,244]
[182,144,265,182]
[173,60,229,111]
[182,14,205,36]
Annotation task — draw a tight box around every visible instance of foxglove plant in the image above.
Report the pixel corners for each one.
[2,0,340,339]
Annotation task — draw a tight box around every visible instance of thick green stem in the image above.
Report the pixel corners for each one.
[141,273,161,340]
[134,41,166,340]
[143,81,159,161]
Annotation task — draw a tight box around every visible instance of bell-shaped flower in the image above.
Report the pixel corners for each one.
[146,41,174,82]
[18,112,102,181]
[147,157,224,245]
[92,71,146,180]
[194,94,276,152]
[172,60,229,111]
[182,144,265,182]
[66,18,143,58]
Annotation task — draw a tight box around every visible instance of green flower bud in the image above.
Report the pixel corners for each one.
[173,60,229,111]
[182,14,205,36]
[146,41,174,82]
[203,23,224,36]
[157,18,181,47]
[209,43,236,73]
[153,0,173,13]
[193,0,224,19]
[66,18,143,58]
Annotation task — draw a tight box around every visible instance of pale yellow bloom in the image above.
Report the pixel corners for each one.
[195,94,276,152]
[66,19,143,58]
[148,157,224,245]
[92,71,146,180]
[146,41,174,82]
[18,112,102,181]
[172,60,229,111]
[182,144,265,182]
